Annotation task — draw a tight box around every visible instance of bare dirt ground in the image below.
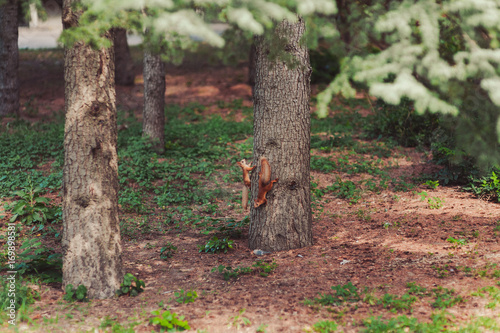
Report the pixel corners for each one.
[2,48,500,332]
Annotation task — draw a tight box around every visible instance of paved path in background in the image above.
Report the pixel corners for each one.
[18,16,142,49]
[18,16,227,50]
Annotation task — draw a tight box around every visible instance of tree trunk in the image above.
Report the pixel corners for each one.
[0,0,19,116]
[249,18,313,251]
[248,42,256,98]
[113,28,135,86]
[143,51,165,154]
[62,0,123,299]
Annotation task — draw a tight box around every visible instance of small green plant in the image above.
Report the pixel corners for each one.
[446,237,467,248]
[424,180,440,189]
[228,309,251,329]
[406,282,428,296]
[173,289,198,304]
[307,282,360,306]
[160,242,177,260]
[198,236,234,254]
[211,265,253,280]
[431,286,464,309]
[431,265,451,278]
[116,273,145,297]
[327,177,362,204]
[63,284,88,302]
[416,191,428,201]
[252,259,278,277]
[312,320,338,332]
[7,181,60,225]
[256,323,269,332]
[0,276,40,321]
[472,286,500,309]
[466,169,500,201]
[150,309,190,332]
[15,238,62,283]
[428,196,444,209]
[377,293,417,313]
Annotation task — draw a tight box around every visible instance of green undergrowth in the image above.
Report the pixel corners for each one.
[304,282,499,332]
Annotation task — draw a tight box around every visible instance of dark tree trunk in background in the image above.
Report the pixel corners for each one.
[248,42,256,98]
[113,28,135,86]
[0,0,19,116]
[249,18,313,251]
[143,51,165,154]
[62,0,123,299]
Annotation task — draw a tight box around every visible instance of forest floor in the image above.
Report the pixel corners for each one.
[0,47,500,333]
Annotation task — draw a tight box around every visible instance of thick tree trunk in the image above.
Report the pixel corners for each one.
[249,18,313,251]
[62,0,123,299]
[143,51,165,154]
[113,28,135,86]
[0,0,19,116]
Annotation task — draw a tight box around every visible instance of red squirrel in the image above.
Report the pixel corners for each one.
[236,159,255,210]
[254,157,278,208]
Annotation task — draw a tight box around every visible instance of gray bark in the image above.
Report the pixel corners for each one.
[113,28,135,86]
[62,0,123,299]
[0,0,19,116]
[249,18,313,252]
[143,51,165,154]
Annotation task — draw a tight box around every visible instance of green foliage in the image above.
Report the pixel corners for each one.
[377,293,417,313]
[327,177,361,204]
[199,236,234,254]
[228,308,251,329]
[312,320,338,333]
[0,275,40,321]
[364,98,440,148]
[446,237,468,248]
[173,289,198,304]
[6,182,61,225]
[308,282,360,306]
[160,242,177,260]
[472,286,500,310]
[211,265,253,281]
[99,316,137,333]
[211,260,277,280]
[14,238,62,283]
[116,273,145,297]
[149,309,190,332]
[63,284,88,303]
[361,313,450,333]
[431,286,464,309]
[466,169,500,202]
[252,259,278,277]
[424,180,439,189]
[427,197,444,209]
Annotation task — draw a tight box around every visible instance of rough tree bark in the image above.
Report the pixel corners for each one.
[113,28,135,86]
[62,1,123,299]
[143,51,166,154]
[0,0,19,116]
[249,18,313,251]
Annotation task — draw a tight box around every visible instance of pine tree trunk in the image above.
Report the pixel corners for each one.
[62,0,123,299]
[0,0,19,116]
[113,28,135,86]
[248,42,256,97]
[249,18,313,251]
[143,51,165,154]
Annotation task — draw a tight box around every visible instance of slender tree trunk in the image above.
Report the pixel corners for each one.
[0,0,19,116]
[249,18,313,251]
[143,51,165,154]
[113,28,135,86]
[248,42,256,98]
[62,0,123,299]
